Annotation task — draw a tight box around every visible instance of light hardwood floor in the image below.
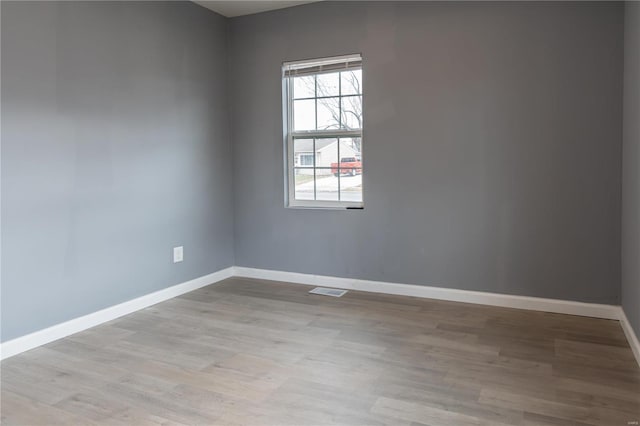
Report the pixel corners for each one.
[1,277,639,425]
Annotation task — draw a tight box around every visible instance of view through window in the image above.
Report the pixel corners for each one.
[284,54,363,208]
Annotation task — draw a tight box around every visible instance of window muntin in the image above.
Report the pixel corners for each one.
[284,54,363,208]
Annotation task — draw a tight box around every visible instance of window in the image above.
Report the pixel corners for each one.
[283,54,363,208]
[299,153,315,166]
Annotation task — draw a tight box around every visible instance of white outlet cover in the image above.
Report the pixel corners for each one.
[173,246,184,263]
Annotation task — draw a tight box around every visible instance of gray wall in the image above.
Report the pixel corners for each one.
[1,1,628,343]
[1,1,234,342]
[622,2,640,336]
[230,1,624,304]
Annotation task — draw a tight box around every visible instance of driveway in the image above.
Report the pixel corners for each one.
[295,174,362,202]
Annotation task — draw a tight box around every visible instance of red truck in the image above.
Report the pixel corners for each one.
[331,156,362,177]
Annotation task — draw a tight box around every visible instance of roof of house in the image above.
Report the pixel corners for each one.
[294,139,336,152]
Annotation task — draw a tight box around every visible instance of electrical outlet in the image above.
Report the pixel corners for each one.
[173,246,183,263]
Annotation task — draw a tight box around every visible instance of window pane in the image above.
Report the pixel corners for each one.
[316,97,340,130]
[293,138,314,167]
[341,70,362,96]
[294,99,315,131]
[339,138,362,163]
[335,138,362,202]
[341,96,362,130]
[294,169,315,200]
[316,72,339,97]
[315,168,339,201]
[293,76,315,99]
[314,138,338,170]
[340,176,362,203]
[338,137,362,203]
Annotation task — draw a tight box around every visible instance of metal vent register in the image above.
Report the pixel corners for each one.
[309,287,348,297]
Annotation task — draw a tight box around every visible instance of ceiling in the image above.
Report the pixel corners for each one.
[193,1,320,18]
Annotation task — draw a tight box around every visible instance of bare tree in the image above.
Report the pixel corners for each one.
[302,71,362,152]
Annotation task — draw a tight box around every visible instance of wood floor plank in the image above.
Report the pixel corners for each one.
[371,395,516,426]
[1,277,639,425]
[478,388,593,423]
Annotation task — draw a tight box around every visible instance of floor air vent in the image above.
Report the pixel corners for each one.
[309,287,348,297]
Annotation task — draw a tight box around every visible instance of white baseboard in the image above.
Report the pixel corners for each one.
[233,267,621,320]
[619,307,640,368]
[0,267,235,360]
[2,265,636,368]
[235,267,640,367]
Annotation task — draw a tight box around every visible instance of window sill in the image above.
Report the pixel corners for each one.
[286,203,364,210]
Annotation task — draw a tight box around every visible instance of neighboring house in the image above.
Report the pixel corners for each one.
[294,139,360,176]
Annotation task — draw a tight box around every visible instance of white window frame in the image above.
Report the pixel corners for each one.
[283,54,364,209]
